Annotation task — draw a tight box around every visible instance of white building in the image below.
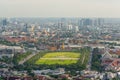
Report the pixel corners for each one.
[0,45,25,58]
[2,31,14,36]
[67,25,73,30]
[74,26,79,32]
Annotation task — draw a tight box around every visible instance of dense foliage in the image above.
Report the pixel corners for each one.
[91,48,102,72]
[13,51,32,64]
[24,48,90,71]
[13,48,90,75]
[0,39,17,46]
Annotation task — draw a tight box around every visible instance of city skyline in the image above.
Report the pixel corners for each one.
[0,0,120,18]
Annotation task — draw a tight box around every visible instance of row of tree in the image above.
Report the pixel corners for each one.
[91,48,102,72]
[13,48,90,75]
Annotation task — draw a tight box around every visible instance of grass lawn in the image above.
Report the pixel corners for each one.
[35,52,80,65]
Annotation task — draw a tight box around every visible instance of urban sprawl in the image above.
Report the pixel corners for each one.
[0,18,120,80]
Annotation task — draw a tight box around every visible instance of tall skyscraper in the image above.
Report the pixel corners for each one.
[79,18,92,27]
[93,18,104,26]
[2,19,7,26]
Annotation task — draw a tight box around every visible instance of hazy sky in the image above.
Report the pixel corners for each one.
[0,0,120,17]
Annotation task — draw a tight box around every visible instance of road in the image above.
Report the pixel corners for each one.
[87,48,93,70]
[19,52,37,65]
[40,58,79,60]
[82,53,85,64]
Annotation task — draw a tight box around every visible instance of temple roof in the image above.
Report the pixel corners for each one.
[102,50,112,59]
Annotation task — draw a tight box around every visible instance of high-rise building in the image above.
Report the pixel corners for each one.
[93,18,104,26]
[58,18,66,30]
[2,19,7,26]
[1,19,7,30]
[74,26,79,32]
[67,25,73,30]
[83,19,92,26]
[23,23,28,32]
[79,18,92,27]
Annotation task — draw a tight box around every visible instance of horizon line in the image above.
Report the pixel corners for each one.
[1,16,120,19]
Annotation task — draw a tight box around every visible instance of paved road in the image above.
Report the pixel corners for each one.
[40,58,79,60]
[87,48,93,70]
[81,54,85,64]
[19,53,36,65]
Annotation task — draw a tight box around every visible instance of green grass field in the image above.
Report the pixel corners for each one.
[35,52,80,65]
